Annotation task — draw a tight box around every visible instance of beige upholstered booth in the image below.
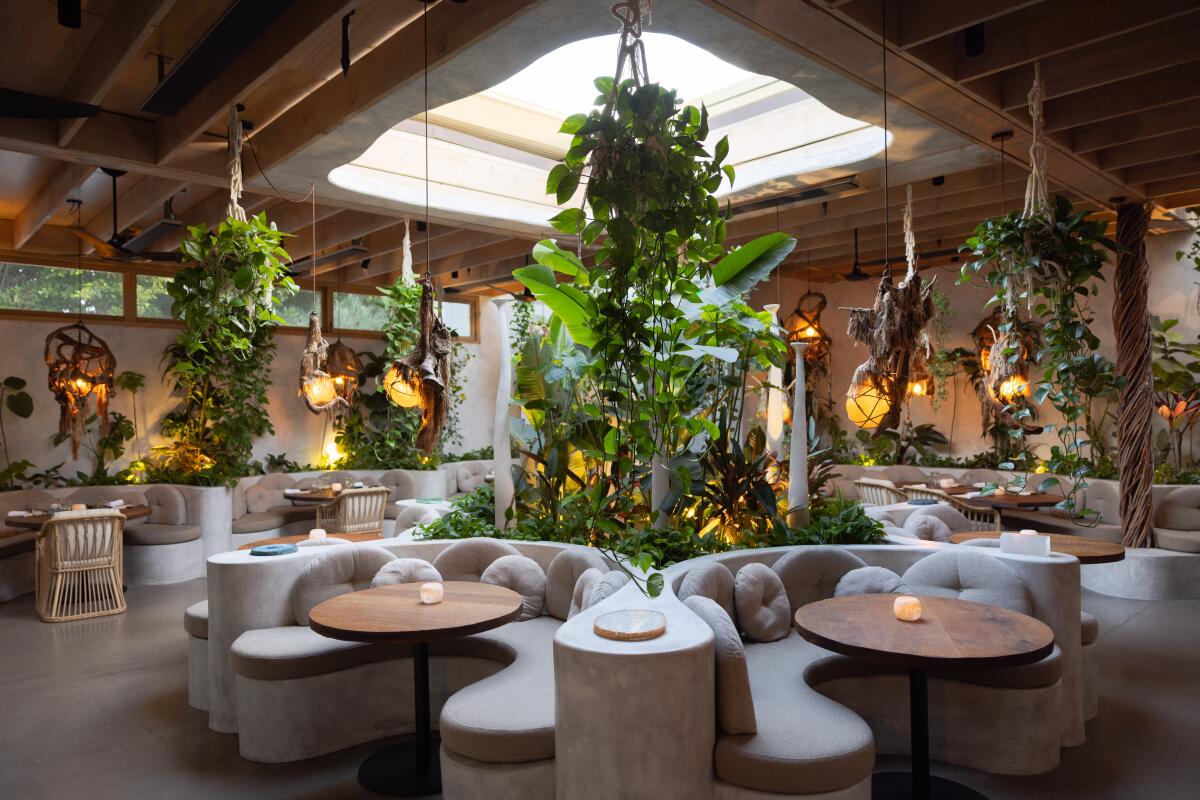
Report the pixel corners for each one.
[35,508,126,622]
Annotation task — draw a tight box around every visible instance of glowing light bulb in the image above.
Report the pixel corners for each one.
[384,364,422,408]
[301,375,338,407]
[323,441,341,466]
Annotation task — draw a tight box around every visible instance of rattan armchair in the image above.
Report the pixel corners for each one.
[316,487,390,537]
[854,478,908,506]
[903,487,1002,533]
[35,508,126,622]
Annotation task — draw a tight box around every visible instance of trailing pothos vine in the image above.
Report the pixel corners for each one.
[960,195,1117,516]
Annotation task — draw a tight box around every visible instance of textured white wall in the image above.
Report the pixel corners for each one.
[756,227,1200,459]
[0,320,498,477]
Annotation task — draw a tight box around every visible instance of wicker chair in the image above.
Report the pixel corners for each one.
[35,509,126,622]
[316,487,390,537]
[903,487,1002,533]
[854,478,908,506]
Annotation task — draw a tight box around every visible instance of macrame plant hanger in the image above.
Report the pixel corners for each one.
[386,0,452,453]
[298,182,347,415]
[843,5,934,437]
[46,199,115,458]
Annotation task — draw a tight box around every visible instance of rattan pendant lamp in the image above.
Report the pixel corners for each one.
[298,182,347,414]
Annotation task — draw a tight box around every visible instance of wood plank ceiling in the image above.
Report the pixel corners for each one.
[0,0,1195,297]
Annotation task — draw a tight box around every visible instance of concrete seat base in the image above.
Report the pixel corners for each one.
[713,776,871,800]
[1080,547,1200,600]
[440,747,554,800]
[0,549,34,602]
[124,539,204,585]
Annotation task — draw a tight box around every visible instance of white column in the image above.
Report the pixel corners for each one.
[491,297,515,529]
[787,341,810,528]
[763,304,786,459]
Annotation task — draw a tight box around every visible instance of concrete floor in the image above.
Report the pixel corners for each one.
[0,580,1197,800]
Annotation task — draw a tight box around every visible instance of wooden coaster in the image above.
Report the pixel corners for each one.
[593,609,667,642]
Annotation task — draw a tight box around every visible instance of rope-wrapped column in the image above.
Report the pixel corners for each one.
[1114,202,1154,548]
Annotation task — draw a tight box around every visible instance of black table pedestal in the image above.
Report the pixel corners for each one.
[358,641,440,796]
[872,668,987,800]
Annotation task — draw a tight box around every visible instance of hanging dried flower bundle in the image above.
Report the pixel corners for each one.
[298,311,348,414]
[45,323,115,458]
[384,274,452,452]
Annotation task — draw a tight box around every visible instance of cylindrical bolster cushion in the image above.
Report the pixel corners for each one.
[907,504,971,535]
[568,567,604,619]
[903,513,952,542]
[585,569,631,610]
[372,558,442,587]
[771,546,867,613]
[545,547,609,620]
[480,554,546,621]
[684,595,756,735]
[677,561,737,624]
[734,563,791,643]
[834,566,906,597]
[431,537,521,582]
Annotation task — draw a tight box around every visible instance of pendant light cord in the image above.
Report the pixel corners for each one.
[311,180,318,312]
[74,199,83,323]
[423,1,431,282]
[880,0,889,267]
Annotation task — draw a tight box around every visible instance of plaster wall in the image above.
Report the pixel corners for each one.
[0,317,499,477]
[760,227,1200,459]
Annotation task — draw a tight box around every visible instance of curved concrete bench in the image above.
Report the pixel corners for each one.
[185,601,208,710]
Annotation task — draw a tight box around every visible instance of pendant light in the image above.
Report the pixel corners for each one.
[298,181,345,414]
[844,228,868,281]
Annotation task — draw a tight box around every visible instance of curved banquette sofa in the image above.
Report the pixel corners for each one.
[193,536,618,798]
[191,534,1085,800]
[1,483,229,599]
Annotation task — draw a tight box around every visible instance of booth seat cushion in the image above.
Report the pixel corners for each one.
[902,550,1030,615]
[439,616,560,763]
[908,504,972,534]
[771,547,867,613]
[1081,611,1099,646]
[184,601,208,639]
[903,513,952,542]
[481,554,546,621]
[545,547,609,620]
[684,596,756,735]
[568,567,604,619]
[678,561,737,623]
[380,470,418,510]
[232,506,314,535]
[0,530,36,557]
[292,545,397,625]
[717,632,874,794]
[834,566,905,597]
[124,523,201,546]
[1153,528,1200,554]
[734,563,791,643]
[1155,486,1200,530]
[145,485,188,525]
[372,558,442,587]
[244,474,297,514]
[432,538,521,582]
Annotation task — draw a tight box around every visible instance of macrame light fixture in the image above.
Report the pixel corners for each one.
[296,180,348,415]
[784,291,831,365]
[844,7,939,434]
[383,274,452,452]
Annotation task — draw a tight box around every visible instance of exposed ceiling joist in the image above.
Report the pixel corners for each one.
[1099,130,1200,172]
[85,175,188,241]
[892,0,1045,50]
[12,162,94,250]
[292,211,401,269]
[1071,100,1200,154]
[57,0,179,148]
[1042,62,1200,134]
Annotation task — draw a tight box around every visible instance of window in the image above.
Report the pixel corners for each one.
[0,263,123,316]
[276,289,318,327]
[136,275,174,319]
[440,300,474,339]
[334,291,389,332]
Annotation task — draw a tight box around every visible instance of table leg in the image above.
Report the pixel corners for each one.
[871,667,987,800]
[357,641,441,796]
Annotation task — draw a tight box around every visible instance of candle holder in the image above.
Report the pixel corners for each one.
[309,528,327,541]
[894,595,923,622]
[420,582,443,605]
[1000,530,1051,556]
[330,482,343,494]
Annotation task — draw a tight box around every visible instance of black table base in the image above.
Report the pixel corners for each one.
[872,668,987,800]
[358,641,439,796]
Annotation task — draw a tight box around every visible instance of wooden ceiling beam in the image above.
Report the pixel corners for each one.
[1098,130,1200,172]
[349,226,507,280]
[1123,155,1200,188]
[291,211,400,267]
[1143,174,1200,200]
[244,0,535,180]
[994,17,1200,111]
[439,256,526,294]
[84,175,188,241]
[1158,190,1200,211]
[1072,101,1200,154]
[156,0,358,164]
[1043,62,1200,134]
[893,0,1046,50]
[154,189,273,252]
[947,0,1199,82]
[57,0,179,148]
[425,238,534,277]
[12,162,95,250]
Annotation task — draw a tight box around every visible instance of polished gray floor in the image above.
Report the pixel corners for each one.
[0,579,1196,799]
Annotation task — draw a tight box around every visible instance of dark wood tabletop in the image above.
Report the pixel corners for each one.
[948,531,1125,564]
[794,594,1055,670]
[309,581,522,644]
[4,504,151,530]
[972,491,1064,509]
[287,489,340,504]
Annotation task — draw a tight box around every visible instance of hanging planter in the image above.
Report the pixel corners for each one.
[45,322,115,458]
[383,274,452,452]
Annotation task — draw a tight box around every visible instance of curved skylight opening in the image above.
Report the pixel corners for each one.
[329,32,889,233]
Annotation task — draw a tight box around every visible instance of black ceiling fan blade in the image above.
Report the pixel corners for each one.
[0,88,100,119]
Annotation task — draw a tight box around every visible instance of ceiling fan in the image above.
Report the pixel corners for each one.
[68,168,185,263]
[844,228,868,281]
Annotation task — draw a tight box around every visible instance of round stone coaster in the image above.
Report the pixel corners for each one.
[593,609,667,642]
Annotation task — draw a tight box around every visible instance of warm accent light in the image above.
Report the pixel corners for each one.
[908,379,927,397]
[383,363,422,408]
[894,595,922,622]
[420,582,443,604]
[846,381,891,429]
[997,376,1029,401]
[45,322,116,459]
[323,441,341,467]
[309,529,327,541]
[784,291,831,365]
[300,375,339,409]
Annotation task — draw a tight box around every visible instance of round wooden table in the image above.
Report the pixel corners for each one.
[308,581,522,796]
[948,531,1125,564]
[5,504,151,530]
[795,594,1054,800]
[237,532,384,550]
[286,489,339,504]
